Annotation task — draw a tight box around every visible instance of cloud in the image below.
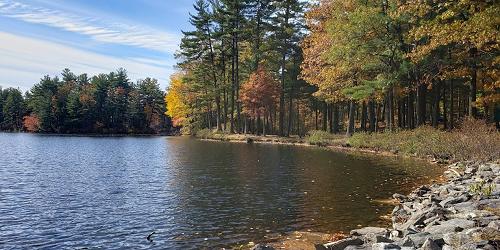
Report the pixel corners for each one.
[0,0,180,53]
[0,31,174,91]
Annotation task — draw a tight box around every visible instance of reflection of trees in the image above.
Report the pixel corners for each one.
[163,138,442,247]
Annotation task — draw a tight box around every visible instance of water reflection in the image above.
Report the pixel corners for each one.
[0,134,442,249]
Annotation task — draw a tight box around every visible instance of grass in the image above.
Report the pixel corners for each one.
[348,119,500,162]
[305,130,345,147]
[194,119,499,163]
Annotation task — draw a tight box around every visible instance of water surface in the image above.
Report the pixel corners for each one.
[0,133,442,249]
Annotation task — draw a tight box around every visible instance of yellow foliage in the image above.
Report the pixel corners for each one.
[165,73,189,127]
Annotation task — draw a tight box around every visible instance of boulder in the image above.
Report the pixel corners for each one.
[443,232,472,248]
[251,244,275,250]
[439,194,470,208]
[351,227,388,237]
[487,220,500,230]
[363,233,393,244]
[393,193,407,202]
[400,232,431,248]
[371,242,401,250]
[424,218,475,236]
[321,237,363,250]
[420,238,440,250]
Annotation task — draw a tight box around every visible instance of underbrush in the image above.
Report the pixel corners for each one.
[306,130,336,146]
[194,128,230,140]
[348,119,499,162]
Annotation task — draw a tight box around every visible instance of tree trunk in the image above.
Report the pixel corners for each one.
[287,92,293,136]
[443,82,448,130]
[388,87,394,131]
[417,84,426,126]
[315,105,318,130]
[449,79,454,130]
[332,104,339,133]
[322,102,327,131]
[368,99,376,132]
[346,100,356,136]
[361,101,367,131]
[431,83,440,128]
[469,66,477,118]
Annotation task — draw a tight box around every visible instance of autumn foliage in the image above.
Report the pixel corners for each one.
[165,73,190,127]
[240,66,280,120]
[23,115,40,132]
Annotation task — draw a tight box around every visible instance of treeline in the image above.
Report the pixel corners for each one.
[0,68,170,134]
[166,0,499,136]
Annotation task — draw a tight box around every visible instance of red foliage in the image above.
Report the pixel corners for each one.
[23,115,40,132]
[240,66,280,119]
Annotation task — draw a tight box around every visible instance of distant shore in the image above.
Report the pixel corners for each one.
[0,131,172,137]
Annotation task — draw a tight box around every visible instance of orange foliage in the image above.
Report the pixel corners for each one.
[240,66,280,119]
[23,115,40,132]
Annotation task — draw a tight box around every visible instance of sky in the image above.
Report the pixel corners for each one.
[0,0,195,91]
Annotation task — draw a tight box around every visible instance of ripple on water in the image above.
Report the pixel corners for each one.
[0,134,442,249]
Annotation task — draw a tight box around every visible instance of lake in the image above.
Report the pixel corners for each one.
[0,133,442,249]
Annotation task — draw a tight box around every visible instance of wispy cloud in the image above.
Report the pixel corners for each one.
[0,0,179,53]
[0,31,174,91]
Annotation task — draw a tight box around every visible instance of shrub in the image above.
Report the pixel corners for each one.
[348,119,500,162]
[306,130,335,146]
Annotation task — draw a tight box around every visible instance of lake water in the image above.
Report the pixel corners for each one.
[0,133,442,249]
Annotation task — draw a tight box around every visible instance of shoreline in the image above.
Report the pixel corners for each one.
[310,161,500,250]
[197,134,499,249]
[196,134,446,165]
[0,131,172,137]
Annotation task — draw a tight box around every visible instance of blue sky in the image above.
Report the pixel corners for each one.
[0,0,195,91]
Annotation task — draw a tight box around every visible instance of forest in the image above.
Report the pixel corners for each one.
[0,68,169,134]
[166,0,499,136]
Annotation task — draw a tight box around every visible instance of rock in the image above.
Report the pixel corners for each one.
[475,216,499,227]
[439,194,470,208]
[441,244,453,250]
[487,220,500,230]
[443,232,472,248]
[351,227,388,237]
[363,233,393,244]
[477,171,495,179]
[371,242,401,250]
[424,218,475,236]
[251,244,275,250]
[389,230,401,240]
[478,165,492,172]
[321,237,363,250]
[344,246,370,250]
[420,238,440,250]
[393,193,407,201]
[465,167,477,175]
[482,244,498,250]
[400,232,431,248]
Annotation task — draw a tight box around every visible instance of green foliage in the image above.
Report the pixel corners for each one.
[305,130,334,146]
[469,180,496,197]
[1,88,24,131]
[1,69,170,134]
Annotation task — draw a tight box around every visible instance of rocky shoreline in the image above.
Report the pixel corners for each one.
[253,162,500,250]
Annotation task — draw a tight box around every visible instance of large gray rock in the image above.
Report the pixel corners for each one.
[371,242,401,250]
[487,220,500,230]
[420,238,440,250]
[424,218,475,236]
[351,227,388,237]
[363,233,393,244]
[439,194,470,208]
[321,237,364,250]
[443,232,472,248]
[400,232,431,248]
